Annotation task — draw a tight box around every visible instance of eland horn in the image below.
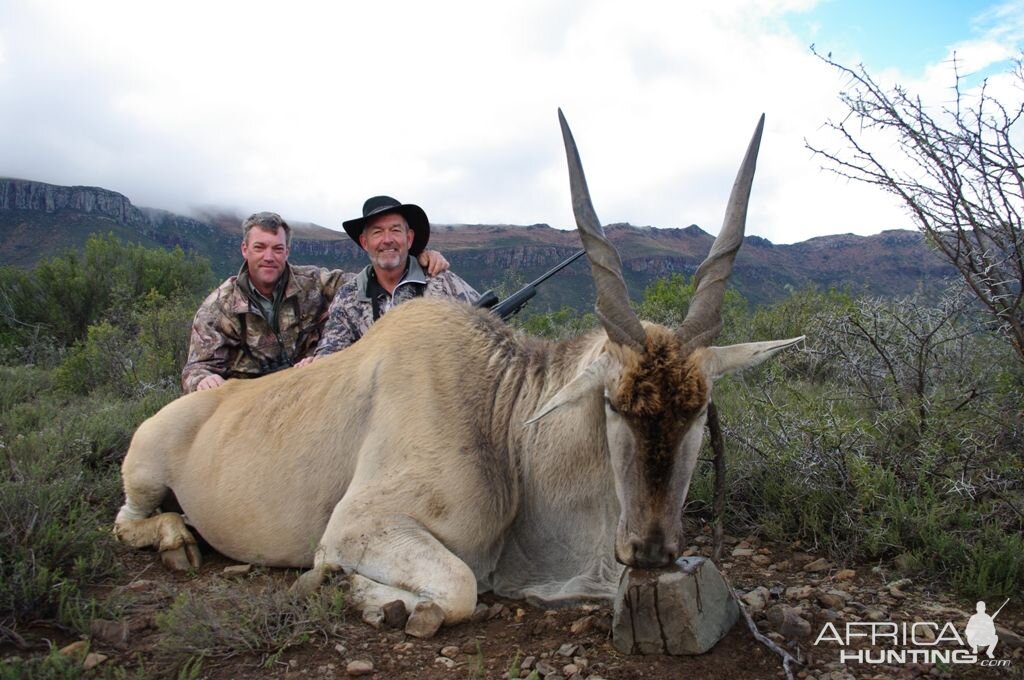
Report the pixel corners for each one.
[677,115,765,353]
[558,109,647,351]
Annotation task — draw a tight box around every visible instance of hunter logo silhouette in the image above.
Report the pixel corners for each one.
[965,599,1008,659]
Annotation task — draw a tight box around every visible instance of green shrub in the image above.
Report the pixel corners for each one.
[689,286,1023,597]
[156,584,346,668]
[0,368,177,632]
[55,292,198,397]
[0,233,212,362]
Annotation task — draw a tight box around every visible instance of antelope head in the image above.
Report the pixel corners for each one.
[532,110,803,568]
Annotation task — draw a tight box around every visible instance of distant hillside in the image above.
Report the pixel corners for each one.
[0,178,955,311]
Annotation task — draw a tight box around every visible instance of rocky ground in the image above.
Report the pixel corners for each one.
[4,530,1022,679]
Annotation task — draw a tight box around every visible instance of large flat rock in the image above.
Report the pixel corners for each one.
[612,556,738,655]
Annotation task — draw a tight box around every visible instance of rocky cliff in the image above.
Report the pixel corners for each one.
[0,178,956,308]
[1,178,148,226]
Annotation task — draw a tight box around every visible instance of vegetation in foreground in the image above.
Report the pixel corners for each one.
[0,239,1021,674]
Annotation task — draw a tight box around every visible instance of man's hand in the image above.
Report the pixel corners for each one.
[418,249,449,276]
[295,356,319,368]
[196,374,226,391]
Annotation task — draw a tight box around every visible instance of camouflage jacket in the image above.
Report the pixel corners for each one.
[181,263,352,392]
[314,258,479,356]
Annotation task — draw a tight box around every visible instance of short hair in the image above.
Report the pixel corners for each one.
[242,212,291,247]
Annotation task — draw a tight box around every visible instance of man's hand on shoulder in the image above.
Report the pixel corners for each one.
[295,356,320,368]
[196,374,226,391]
[419,249,449,276]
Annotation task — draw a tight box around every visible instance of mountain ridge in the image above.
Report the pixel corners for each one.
[0,178,954,309]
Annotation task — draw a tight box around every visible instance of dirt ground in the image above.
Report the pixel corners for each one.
[4,533,1022,680]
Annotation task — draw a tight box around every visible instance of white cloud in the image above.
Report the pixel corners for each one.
[1,1,1021,243]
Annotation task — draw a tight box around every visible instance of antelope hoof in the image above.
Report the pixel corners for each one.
[161,545,200,571]
[290,567,326,599]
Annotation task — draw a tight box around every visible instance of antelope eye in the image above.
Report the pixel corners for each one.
[604,397,620,414]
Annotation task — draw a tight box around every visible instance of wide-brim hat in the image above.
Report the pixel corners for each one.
[342,195,430,256]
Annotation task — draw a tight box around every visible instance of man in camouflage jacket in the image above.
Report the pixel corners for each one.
[310,195,479,358]
[182,211,449,393]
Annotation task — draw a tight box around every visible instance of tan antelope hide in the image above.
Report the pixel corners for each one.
[114,111,803,624]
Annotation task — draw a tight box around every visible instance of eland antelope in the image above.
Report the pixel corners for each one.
[114,111,802,625]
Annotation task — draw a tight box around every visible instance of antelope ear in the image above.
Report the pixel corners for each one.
[527,354,613,424]
[696,336,804,380]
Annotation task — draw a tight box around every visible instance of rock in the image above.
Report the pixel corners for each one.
[520,655,536,670]
[556,642,579,658]
[751,554,772,566]
[827,588,851,602]
[535,660,558,676]
[440,645,460,658]
[612,557,738,655]
[405,601,445,639]
[563,663,579,675]
[765,604,788,631]
[741,587,770,612]
[434,656,457,669]
[572,656,589,670]
[996,625,1024,649]
[515,607,527,622]
[361,607,384,629]
[223,563,252,577]
[790,553,816,567]
[346,659,374,676]
[334,643,347,655]
[914,625,936,642]
[128,615,155,634]
[780,610,812,639]
[835,569,856,581]
[731,547,754,557]
[820,608,842,623]
[460,640,479,654]
[89,619,129,648]
[125,579,156,591]
[682,546,700,557]
[816,592,845,610]
[865,607,888,621]
[58,641,89,658]
[804,558,831,573]
[470,603,490,622]
[83,653,108,670]
[488,602,508,619]
[785,585,814,601]
[381,600,408,628]
[570,615,597,635]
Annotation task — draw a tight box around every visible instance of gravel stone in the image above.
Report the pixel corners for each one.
[346,659,374,676]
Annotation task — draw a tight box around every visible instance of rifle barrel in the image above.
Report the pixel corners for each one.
[527,249,585,287]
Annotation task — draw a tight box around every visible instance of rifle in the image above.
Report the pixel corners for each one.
[476,250,585,320]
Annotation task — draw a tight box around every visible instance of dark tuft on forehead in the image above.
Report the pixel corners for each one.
[614,328,707,419]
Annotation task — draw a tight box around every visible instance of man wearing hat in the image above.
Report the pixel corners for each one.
[181,210,451,392]
[306,195,479,359]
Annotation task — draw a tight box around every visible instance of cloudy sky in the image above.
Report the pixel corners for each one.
[1,0,1022,243]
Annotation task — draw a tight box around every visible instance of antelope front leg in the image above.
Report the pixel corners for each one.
[292,500,477,631]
